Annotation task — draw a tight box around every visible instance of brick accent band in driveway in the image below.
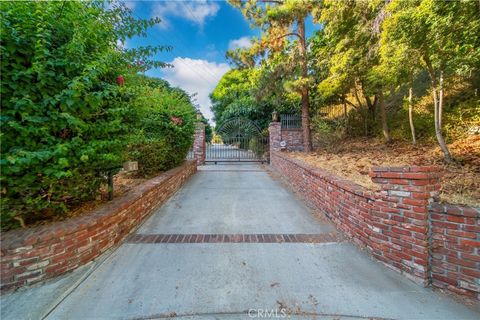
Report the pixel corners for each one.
[126,233,343,244]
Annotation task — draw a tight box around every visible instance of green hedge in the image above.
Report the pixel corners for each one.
[0,2,194,230]
[126,76,195,176]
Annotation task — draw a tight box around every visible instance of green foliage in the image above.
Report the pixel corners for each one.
[228,0,319,151]
[310,117,346,148]
[308,0,479,149]
[248,138,267,158]
[198,115,213,143]
[0,1,193,230]
[226,0,479,149]
[443,97,480,140]
[383,0,480,78]
[125,76,196,176]
[211,68,296,130]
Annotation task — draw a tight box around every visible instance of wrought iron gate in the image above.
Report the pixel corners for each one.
[207,118,269,163]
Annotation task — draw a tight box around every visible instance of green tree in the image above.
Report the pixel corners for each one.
[378,27,423,145]
[229,0,319,151]
[315,0,392,142]
[210,68,296,131]
[382,0,480,162]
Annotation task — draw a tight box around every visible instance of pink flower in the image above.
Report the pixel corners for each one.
[117,75,125,86]
[170,116,183,125]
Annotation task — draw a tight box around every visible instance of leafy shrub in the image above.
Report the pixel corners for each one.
[0,1,172,230]
[126,79,196,176]
[248,138,266,157]
[311,117,345,148]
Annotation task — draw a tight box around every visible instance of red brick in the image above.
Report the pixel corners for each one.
[446,215,466,223]
[379,172,404,179]
[461,253,480,263]
[410,179,433,186]
[412,192,431,200]
[446,206,463,215]
[391,227,412,236]
[404,211,426,220]
[464,224,480,233]
[412,206,428,213]
[432,274,458,286]
[446,230,477,239]
[462,207,479,217]
[459,240,480,248]
[461,268,480,279]
[389,179,410,185]
[403,198,428,207]
[402,173,430,180]
[431,221,460,230]
[447,256,477,268]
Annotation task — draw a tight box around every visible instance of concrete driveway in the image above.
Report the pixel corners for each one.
[1,164,479,319]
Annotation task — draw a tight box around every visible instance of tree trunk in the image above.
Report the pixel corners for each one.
[298,18,312,152]
[439,71,444,127]
[408,86,416,145]
[431,73,453,163]
[343,95,348,134]
[378,90,391,143]
[423,56,453,163]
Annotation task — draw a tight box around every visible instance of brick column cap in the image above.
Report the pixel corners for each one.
[371,166,442,173]
[269,121,281,127]
[370,166,443,180]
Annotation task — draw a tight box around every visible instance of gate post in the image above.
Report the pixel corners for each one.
[269,121,281,154]
[193,122,206,165]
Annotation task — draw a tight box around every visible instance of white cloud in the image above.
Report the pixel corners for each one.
[152,0,219,29]
[123,1,136,10]
[163,57,230,123]
[116,39,130,49]
[106,0,136,11]
[228,36,252,50]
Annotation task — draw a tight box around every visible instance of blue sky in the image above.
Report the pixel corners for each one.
[123,0,317,122]
[122,0,255,122]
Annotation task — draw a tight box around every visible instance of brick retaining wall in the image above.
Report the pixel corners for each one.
[430,203,480,299]
[0,161,197,293]
[271,151,479,299]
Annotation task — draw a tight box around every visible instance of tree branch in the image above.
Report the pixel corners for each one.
[272,32,302,42]
[353,84,364,109]
[344,98,359,110]
[260,0,284,4]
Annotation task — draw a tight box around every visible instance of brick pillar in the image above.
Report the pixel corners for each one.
[193,122,205,165]
[269,122,281,154]
[370,166,443,284]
